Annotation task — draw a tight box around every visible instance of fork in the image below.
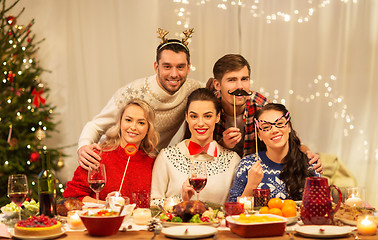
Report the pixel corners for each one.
[151,225,162,240]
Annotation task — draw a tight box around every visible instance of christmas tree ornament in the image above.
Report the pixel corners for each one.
[35,127,46,141]
[57,151,64,168]
[7,71,15,83]
[7,124,13,143]
[30,151,40,162]
[8,138,18,147]
[6,16,16,26]
[31,88,46,107]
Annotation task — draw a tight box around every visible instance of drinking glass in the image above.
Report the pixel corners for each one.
[88,164,106,204]
[189,161,207,201]
[8,174,29,220]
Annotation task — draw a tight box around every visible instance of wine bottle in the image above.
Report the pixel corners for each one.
[38,150,56,217]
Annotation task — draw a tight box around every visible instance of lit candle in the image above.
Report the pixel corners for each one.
[345,194,363,208]
[163,197,179,212]
[133,208,152,225]
[237,196,253,211]
[67,210,85,230]
[357,215,377,236]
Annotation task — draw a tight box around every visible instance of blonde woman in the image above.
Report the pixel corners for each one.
[64,99,159,203]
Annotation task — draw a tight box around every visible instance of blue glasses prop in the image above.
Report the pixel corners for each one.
[255,112,290,131]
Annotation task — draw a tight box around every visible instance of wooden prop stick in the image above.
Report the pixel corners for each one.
[255,124,259,161]
[233,95,237,128]
[118,156,131,193]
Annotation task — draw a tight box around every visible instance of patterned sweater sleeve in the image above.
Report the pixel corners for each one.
[63,166,92,201]
[150,149,170,206]
[78,94,120,149]
[228,155,255,202]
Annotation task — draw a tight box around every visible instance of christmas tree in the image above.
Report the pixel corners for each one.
[0,0,64,206]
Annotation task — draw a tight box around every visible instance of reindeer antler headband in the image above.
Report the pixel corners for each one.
[157,28,194,52]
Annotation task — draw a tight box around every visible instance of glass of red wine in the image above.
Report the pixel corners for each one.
[88,164,106,204]
[7,174,29,220]
[189,161,207,201]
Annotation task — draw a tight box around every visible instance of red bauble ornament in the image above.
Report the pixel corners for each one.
[30,151,40,162]
[6,16,16,26]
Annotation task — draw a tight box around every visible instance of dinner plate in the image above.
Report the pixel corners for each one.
[161,221,220,228]
[161,225,217,239]
[286,215,299,225]
[82,202,105,209]
[295,225,352,238]
[10,229,66,240]
[335,217,357,226]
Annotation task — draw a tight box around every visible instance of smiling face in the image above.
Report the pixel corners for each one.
[154,49,190,95]
[214,65,250,115]
[120,104,149,149]
[257,109,291,153]
[185,100,220,146]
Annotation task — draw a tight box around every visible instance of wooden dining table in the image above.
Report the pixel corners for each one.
[53,228,377,240]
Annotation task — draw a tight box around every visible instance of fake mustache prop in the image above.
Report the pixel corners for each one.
[228,89,252,96]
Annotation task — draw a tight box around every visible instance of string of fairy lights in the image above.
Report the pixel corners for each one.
[173,0,358,26]
[170,0,372,162]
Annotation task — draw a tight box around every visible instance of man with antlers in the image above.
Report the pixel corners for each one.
[77,28,201,170]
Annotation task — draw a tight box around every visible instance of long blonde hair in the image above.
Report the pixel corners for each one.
[100,99,159,157]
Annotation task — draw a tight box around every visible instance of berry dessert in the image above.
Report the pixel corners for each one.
[14,215,62,237]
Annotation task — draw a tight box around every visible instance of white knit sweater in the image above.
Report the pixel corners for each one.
[151,140,241,206]
[78,75,202,151]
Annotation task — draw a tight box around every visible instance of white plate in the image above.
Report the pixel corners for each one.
[335,217,357,226]
[286,215,299,225]
[162,225,217,239]
[82,202,105,209]
[295,225,352,238]
[10,229,66,240]
[162,221,220,228]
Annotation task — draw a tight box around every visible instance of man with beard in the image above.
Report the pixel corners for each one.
[77,28,201,170]
[209,54,322,171]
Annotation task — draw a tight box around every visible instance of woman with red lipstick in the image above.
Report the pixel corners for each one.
[64,99,159,203]
[229,103,319,202]
[150,88,241,206]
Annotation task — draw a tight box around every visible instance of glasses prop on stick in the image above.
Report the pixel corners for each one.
[228,89,252,128]
[118,143,138,194]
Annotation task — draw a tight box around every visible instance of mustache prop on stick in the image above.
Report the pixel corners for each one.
[228,89,252,127]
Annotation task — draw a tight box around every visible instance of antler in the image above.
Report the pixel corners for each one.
[182,28,194,46]
[157,28,169,44]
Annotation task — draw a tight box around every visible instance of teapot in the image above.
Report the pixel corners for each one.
[300,177,342,225]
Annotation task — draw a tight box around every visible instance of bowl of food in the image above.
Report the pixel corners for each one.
[226,213,287,238]
[79,209,125,236]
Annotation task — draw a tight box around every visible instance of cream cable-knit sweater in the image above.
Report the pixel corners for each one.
[151,141,241,206]
[78,75,202,151]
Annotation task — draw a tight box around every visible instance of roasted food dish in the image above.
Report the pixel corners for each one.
[172,200,208,222]
[334,203,375,222]
[160,200,224,223]
[14,215,61,237]
[56,198,84,216]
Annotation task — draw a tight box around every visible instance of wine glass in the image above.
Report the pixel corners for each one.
[88,164,106,204]
[189,161,207,201]
[8,174,29,220]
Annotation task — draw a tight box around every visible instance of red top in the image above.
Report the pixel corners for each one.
[63,146,155,201]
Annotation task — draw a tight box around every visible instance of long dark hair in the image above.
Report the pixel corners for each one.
[254,103,314,200]
[182,88,219,140]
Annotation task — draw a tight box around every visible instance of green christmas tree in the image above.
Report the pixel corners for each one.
[0,0,64,206]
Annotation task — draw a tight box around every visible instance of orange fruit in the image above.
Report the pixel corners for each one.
[268,198,283,209]
[281,204,297,217]
[268,208,283,216]
[259,206,270,214]
[283,199,296,208]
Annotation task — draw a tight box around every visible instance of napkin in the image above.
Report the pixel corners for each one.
[0,223,11,239]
